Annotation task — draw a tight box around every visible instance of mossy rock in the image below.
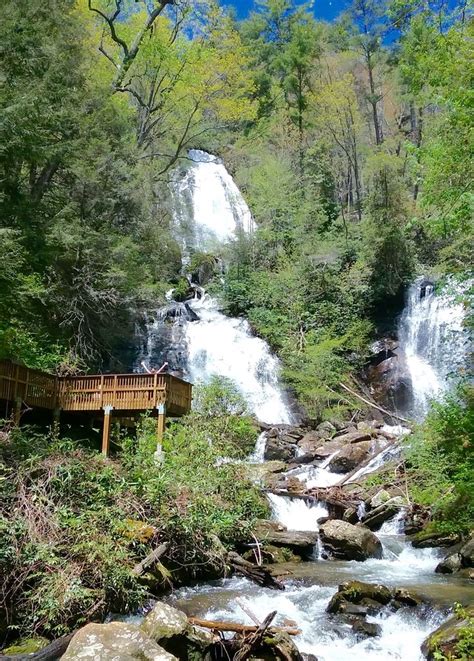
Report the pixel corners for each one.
[3,636,50,654]
[422,605,474,660]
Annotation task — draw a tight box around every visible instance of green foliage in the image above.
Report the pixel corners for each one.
[0,389,266,637]
[403,385,474,534]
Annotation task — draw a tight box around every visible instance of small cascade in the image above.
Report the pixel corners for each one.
[249,431,267,463]
[397,277,472,419]
[267,493,328,532]
[378,510,405,536]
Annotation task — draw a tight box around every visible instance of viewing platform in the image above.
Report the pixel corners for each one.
[0,359,193,455]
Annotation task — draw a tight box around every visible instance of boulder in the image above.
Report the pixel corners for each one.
[141,602,213,659]
[311,439,345,460]
[328,442,371,474]
[320,521,383,560]
[435,553,462,574]
[254,520,318,557]
[412,531,461,549]
[422,606,474,660]
[298,431,325,453]
[326,581,423,619]
[257,631,304,660]
[327,581,392,615]
[62,622,177,660]
[460,536,474,567]
[317,421,336,436]
[360,498,405,531]
[264,436,297,462]
[331,431,373,445]
[352,619,382,639]
[243,544,301,564]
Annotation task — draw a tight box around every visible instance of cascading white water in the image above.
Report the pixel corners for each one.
[138,150,293,424]
[267,493,328,532]
[185,295,291,424]
[397,277,472,419]
[170,149,253,255]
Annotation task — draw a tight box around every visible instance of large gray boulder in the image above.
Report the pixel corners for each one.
[360,497,405,531]
[328,442,371,474]
[264,436,297,462]
[62,622,176,660]
[460,536,474,567]
[141,602,214,660]
[254,520,318,557]
[319,520,383,560]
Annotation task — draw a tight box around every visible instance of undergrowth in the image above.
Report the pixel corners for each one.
[0,379,267,642]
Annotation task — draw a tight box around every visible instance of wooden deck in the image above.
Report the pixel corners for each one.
[0,359,192,454]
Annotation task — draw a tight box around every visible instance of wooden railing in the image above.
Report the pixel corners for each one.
[0,360,58,410]
[0,360,192,416]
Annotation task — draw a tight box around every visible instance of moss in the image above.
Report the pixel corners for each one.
[3,637,50,654]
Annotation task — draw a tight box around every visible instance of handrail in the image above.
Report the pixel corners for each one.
[0,360,192,415]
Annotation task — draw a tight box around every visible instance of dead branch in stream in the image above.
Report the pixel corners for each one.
[188,615,300,636]
[227,551,284,590]
[234,611,276,661]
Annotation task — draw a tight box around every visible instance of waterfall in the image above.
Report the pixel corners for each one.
[137,150,292,424]
[397,277,472,419]
[267,493,328,532]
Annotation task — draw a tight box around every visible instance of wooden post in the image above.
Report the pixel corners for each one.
[156,403,166,442]
[102,405,113,456]
[14,397,22,426]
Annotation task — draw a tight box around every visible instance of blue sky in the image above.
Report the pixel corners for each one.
[221,0,350,20]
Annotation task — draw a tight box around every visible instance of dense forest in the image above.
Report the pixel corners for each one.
[0,0,473,658]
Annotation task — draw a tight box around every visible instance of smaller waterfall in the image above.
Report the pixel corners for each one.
[397,277,472,419]
[267,494,328,532]
[249,432,267,463]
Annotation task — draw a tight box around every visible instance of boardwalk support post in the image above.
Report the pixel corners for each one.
[102,405,113,456]
[156,403,166,442]
[14,397,22,426]
[52,407,61,437]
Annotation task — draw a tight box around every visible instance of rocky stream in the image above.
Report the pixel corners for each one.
[35,151,473,660]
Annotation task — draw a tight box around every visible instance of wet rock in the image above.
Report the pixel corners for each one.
[264,436,297,462]
[412,531,461,549]
[288,453,316,465]
[243,544,301,564]
[298,431,325,453]
[460,536,474,567]
[331,431,373,445]
[302,655,319,661]
[311,439,345,460]
[319,521,383,560]
[327,581,391,615]
[404,505,430,535]
[435,553,462,574]
[343,507,359,524]
[352,619,382,639]
[422,605,474,660]
[142,602,213,659]
[360,498,405,531]
[62,622,177,660]
[328,442,371,474]
[392,588,423,607]
[258,631,304,660]
[254,520,318,558]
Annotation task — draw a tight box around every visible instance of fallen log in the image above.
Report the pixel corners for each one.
[227,551,285,590]
[132,542,168,576]
[188,616,300,636]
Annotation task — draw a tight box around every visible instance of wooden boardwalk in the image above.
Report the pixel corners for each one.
[0,360,192,455]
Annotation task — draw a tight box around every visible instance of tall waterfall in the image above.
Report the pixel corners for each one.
[397,277,472,419]
[137,150,292,424]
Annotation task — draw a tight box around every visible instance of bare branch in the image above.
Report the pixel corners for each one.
[88,0,129,58]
